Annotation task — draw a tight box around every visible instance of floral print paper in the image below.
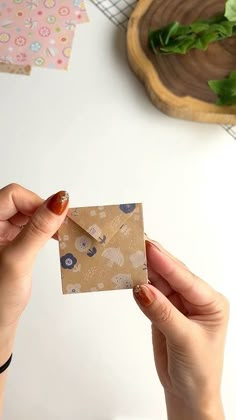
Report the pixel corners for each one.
[58,203,148,294]
[0,0,88,71]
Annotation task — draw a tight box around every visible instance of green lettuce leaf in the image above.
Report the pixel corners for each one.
[148,15,236,55]
[208,70,236,105]
[148,0,236,105]
[225,0,236,22]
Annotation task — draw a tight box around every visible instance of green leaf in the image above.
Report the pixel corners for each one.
[208,70,236,105]
[229,69,236,80]
[209,21,234,36]
[148,14,236,56]
[190,22,210,33]
[162,22,181,45]
[195,32,219,50]
[225,0,236,22]
[160,36,195,54]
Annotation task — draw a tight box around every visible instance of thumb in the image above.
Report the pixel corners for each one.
[7,191,69,266]
[133,284,189,345]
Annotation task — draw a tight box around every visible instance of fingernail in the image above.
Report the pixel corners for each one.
[146,239,162,252]
[133,285,155,307]
[47,191,69,215]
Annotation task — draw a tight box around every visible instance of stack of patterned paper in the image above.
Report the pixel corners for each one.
[0,0,88,75]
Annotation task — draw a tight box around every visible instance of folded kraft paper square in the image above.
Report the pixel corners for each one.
[58,203,147,294]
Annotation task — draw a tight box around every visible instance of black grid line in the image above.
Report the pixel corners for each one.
[222,125,236,140]
[90,0,236,140]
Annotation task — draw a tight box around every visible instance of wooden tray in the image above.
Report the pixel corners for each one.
[127,0,236,123]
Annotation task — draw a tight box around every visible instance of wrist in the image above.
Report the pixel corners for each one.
[165,391,225,420]
[0,324,17,366]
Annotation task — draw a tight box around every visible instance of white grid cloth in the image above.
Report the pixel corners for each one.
[90,0,236,140]
[91,0,137,29]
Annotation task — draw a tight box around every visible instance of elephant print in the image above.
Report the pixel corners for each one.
[102,247,124,267]
[111,273,133,289]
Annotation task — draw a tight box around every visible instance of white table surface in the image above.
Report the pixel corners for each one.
[1,1,236,419]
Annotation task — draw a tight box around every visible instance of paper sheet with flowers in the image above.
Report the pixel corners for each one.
[0,0,88,74]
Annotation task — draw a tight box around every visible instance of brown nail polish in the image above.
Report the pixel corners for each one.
[133,285,155,307]
[47,191,69,215]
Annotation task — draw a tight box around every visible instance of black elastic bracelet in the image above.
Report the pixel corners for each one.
[0,354,12,374]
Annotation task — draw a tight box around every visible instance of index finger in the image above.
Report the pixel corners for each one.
[0,183,43,220]
[147,241,215,306]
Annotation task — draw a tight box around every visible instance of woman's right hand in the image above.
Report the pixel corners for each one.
[0,184,69,330]
[0,183,69,415]
[134,240,229,420]
[0,184,69,366]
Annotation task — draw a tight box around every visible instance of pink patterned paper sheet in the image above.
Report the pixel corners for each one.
[0,0,88,70]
